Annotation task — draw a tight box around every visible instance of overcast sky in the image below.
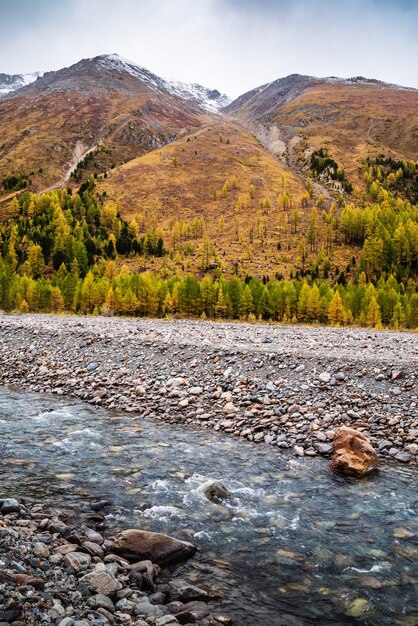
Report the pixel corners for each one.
[1,0,417,97]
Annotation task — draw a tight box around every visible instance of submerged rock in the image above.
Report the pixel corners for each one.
[332,426,378,477]
[345,597,371,617]
[112,529,197,565]
[203,481,230,501]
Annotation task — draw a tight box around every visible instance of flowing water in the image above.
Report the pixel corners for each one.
[0,387,417,626]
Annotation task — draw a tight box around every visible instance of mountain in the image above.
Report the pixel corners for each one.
[224,74,418,185]
[0,71,42,96]
[5,54,230,110]
[0,54,228,194]
[2,57,416,201]
[0,58,417,303]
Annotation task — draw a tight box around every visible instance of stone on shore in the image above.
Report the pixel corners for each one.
[332,426,379,477]
[0,498,20,514]
[112,529,197,565]
[63,551,92,572]
[80,564,122,595]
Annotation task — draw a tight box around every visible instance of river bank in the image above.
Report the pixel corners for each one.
[0,495,227,626]
[0,314,416,463]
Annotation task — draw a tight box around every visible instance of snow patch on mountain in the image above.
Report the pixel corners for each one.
[165,79,231,112]
[0,71,42,96]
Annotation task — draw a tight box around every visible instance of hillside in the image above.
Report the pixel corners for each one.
[0,54,223,196]
[225,74,418,189]
[0,58,417,296]
[96,120,370,279]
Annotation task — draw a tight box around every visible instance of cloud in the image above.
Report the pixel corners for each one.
[0,0,417,96]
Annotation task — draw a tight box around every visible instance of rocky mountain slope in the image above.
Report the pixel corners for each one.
[97,119,311,277]
[0,54,221,193]
[224,74,418,184]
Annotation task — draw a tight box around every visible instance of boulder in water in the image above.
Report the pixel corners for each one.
[112,529,196,565]
[203,481,230,501]
[332,426,378,477]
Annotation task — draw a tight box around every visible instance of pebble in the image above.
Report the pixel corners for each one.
[318,372,331,383]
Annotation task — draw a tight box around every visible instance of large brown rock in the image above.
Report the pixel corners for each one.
[332,426,378,477]
[112,529,197,565]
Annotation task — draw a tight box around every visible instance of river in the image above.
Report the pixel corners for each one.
[0,387,417,625]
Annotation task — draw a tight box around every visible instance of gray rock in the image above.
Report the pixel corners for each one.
[314,443,333,455]
[318,372,331,383]
[81,565,121,595]
[0,498,20,514]
[33,542,50,558]
[87,594,115,613]
[293,445,305,457]
[203,481,229,501]
[58,619,75,626]
[189,386,203,395]
[64,551,91,572]
[395,451,412,463]
[155,616,179,625]
[134,600,164,618]
[84,527,104,544]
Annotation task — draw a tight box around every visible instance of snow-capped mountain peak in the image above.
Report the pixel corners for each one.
[0,71,42,96]
[95,54,231,112]
[1,54,231,112]
[94,54,164,90]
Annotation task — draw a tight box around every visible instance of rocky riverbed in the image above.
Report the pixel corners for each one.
[0,314,416,464]
[0,496,227,626]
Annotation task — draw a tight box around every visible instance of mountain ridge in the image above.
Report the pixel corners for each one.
[1,53,231,112]
[0,54,416,205]
[224,72,417,120]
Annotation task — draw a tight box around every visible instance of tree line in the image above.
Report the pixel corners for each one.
[0,261,416,330]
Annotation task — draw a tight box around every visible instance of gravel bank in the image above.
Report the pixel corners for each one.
[0,314,416,464]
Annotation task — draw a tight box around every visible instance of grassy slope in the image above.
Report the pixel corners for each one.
[0,90,206,200]
[98,121,356,279]
[272,83,418,185]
